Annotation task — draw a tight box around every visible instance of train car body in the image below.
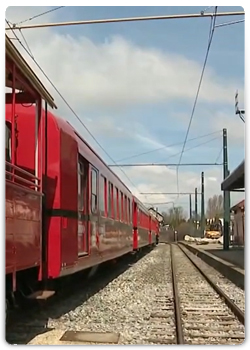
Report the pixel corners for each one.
[5,35,56,298]
[132,197,154,250]
[5,36,160,306]
[6,105,136,281]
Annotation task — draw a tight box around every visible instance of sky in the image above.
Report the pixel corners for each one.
[5,5,245,216]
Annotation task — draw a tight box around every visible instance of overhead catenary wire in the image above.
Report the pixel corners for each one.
[12,6,65,26]
[5,8,243,202]
[156,134,221,163]
[5,20,138,193]
[175,6,218,203]
[215,19,245,28]
[110,135,222,167]
[215,147,223,163]
[18,29,34,58]
[115,130,222,163]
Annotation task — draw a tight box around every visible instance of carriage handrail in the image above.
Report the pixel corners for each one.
[5,161,40,181]
[5,161,41,190]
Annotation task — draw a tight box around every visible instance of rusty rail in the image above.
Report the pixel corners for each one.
[170,244,184,344]
[177,243,245,325]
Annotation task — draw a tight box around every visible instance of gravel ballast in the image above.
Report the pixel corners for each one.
[36,244,174,345]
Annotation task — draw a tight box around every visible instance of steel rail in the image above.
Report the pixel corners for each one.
[177,243,245,325]
[170,244,184,344]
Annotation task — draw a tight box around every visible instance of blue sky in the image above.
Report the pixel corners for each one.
[6,6,245,213]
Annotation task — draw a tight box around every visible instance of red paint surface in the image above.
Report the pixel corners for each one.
[5,181,42,275]
[6,104,159,283]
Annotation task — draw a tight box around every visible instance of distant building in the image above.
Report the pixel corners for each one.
[231,200,245,246]
[221,159,245,247]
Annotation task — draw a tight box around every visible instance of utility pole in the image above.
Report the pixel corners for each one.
[201,172,205,237]
[189,194,192,222]
[223,128,230,250]
[195,188,198,230]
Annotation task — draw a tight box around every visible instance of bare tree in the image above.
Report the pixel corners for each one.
[161,206,186,229]
[206,194,223,219]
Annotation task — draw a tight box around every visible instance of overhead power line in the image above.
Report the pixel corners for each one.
[141,192,202,195]
[109,163,222,167]
[215,19,245,28]
[5,20,138,192]
[177,6,218,169]
[215,147,223,163]
[157,135,221,163]
[112,134,222,167]
[5,11,244,30]
[13,6,65,26]
[115,130,221,163]
[175,6,218,202]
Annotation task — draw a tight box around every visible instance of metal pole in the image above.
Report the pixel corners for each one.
[189,194,192,222]
[195,188,198,230]
[6,11,245,30]
[223,128,230,250]
[42,101,48,285]
[201,172,205,237]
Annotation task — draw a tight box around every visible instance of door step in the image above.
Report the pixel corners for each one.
[27,290,55,300]
[78,252,89,257]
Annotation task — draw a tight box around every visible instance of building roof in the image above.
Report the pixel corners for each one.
[231,199,245,211]
[221,160,244,191]
[5,34,57,109]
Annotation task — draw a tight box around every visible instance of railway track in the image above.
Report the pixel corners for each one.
[5,244,245,345]
[171,243,245,345]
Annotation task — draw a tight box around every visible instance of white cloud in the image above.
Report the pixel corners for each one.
[6,7,243,111]
[5,7,244,212]
[114,165,244,213]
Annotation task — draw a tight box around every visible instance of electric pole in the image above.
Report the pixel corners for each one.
[223,128,230,250]
[195,187,198,230]
[189,194,192,222]
[201,172,205,236]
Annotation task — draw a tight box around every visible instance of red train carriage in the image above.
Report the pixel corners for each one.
[132,197,155,250]
[5,35,160,304]
[151,216,160,244]
[5,35,56,303]
[5,104,136,286]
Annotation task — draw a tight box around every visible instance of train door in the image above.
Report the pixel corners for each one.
[77,158,89,256]
[90,166,99,249]
[133,200,138,250]
[149,216,152,244]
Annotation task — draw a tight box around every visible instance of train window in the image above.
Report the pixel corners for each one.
[5,123,11,162]
[124,196,127,223]
[99,175,106,216]
[108,182,114,218]
[120,191,123,221]
[78,161,84,211]
[114,187,117,219]
[91,168,98,213]
[128,198,131,223]
[116,187,119,220]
